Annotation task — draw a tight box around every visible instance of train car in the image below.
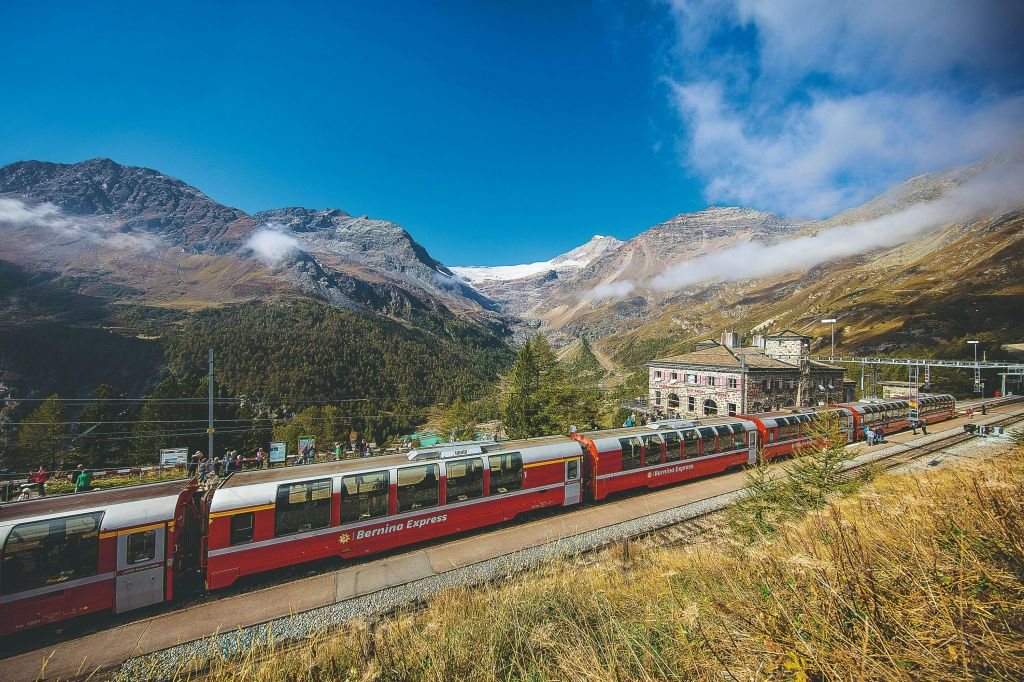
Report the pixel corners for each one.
[204,435,584,589]
[571,417,759,502]
[839,394,955,440]
[0,478,201,636]
[737,406,856,460]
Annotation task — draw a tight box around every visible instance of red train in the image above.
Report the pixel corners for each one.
[0,396,954,635]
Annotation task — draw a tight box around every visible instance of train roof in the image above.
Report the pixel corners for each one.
[0,478,194,524]
[577,416,756,444]
[219,434,578,490]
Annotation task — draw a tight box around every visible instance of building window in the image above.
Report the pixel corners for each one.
[397,464,440,512]
[668,393,680,409]
[655,370,662,379]
[706,376,715,386]
[687,396,695,411]
[703,399,718,416]
[671,372,678,381]
[727,377,737,389]
[727,402,737,416]
[275,479,332,536]
[229,512,255,545]
[340,471,390,523]
[654,390,662,405]
[688,374,697,384]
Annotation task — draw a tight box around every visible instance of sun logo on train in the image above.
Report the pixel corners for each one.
[338,533,351,544]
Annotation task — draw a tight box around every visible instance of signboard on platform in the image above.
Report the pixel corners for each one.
[159,447,188,466]
[269,442,287,464]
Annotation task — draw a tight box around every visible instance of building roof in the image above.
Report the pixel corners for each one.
[651,342,797,371]
[765,329,810,339]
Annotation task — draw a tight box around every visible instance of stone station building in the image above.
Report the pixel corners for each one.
[646,330,852,418]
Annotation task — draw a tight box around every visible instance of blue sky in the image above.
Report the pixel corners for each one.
[2,1,1022,265]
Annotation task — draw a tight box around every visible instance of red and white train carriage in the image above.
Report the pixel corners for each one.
[0,478,201,636]
[571,417,760,501]
[205,435,585,589]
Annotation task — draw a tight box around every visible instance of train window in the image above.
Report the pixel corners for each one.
[397,464,440,513]
[642,434,664,466]
[488,453,523,494]
[682,430,700,458]
[340,471,389,523]
[229,512,255,545]
[618,437,643,470]
[715,425,733,450]
[731,424,748,450]
[445,458,484,503]
[275,478,332,537]
[698,427,718,454]
[127,529,157,564]
[768,428,776,443]
[1,512,102,595]
[664,431,682,462]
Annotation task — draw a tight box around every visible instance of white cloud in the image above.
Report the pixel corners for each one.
[648,159,1024,291]
[0,197,161,251]
[245,227,300,266]
[583,280,636,303]
[664,0,1024,217]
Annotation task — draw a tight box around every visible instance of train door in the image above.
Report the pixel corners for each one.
[115,524,166,613]
[563,457,582,506]
[747,431,757,465]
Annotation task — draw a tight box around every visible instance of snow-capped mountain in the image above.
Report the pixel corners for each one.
[451,235,621,283]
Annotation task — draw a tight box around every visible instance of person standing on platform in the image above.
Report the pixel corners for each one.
[864,425,874,445]
[74,464,92,492]
[920,418,928,435]
[32,466,48,496]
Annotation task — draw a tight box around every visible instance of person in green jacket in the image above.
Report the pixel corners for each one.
[74,464,92,492]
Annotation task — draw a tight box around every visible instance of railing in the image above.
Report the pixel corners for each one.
[812,355,1024,370]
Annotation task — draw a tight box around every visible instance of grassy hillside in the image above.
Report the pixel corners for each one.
[161,444,1024,681]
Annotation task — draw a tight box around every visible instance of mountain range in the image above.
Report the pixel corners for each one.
[1,155,1021,405]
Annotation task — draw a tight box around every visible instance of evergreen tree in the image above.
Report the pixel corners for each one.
[11,394,67,471]
[438,397,477,442]
[76,384,133,467]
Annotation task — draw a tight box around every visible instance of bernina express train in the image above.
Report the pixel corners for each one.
[0,396,954,635]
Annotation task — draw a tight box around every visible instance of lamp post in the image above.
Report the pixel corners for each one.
[821,318,837,359]
[968,340,980,394]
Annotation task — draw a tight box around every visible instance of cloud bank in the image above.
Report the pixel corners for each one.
[584,159,1024,301]
[663,0,1024,217]
[245,227,300,266]
[0,197,161,251]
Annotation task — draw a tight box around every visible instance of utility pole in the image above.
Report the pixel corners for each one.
[821,318,837,359]
[208,348,214,459]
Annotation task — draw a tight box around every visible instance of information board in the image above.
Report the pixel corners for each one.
[159,447,188,466]
[269,441,287,464]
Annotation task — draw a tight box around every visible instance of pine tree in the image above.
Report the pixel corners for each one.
[76,384,132,467]
[11,394,67,471]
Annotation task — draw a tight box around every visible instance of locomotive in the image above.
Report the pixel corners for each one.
[0,395,954,635]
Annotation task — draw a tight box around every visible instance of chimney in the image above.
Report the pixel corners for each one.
[720,331,739,348]
[752,334,765,349]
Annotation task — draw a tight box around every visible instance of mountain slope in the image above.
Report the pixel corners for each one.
[0,158,512,404]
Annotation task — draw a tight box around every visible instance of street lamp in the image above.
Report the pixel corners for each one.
[968,340,981,394]
[821,318,837,359]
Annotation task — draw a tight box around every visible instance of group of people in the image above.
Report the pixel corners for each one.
[190,448,268,483]
[14,464,92,500]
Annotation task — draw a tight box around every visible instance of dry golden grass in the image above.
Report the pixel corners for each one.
[169,447,1024,681]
